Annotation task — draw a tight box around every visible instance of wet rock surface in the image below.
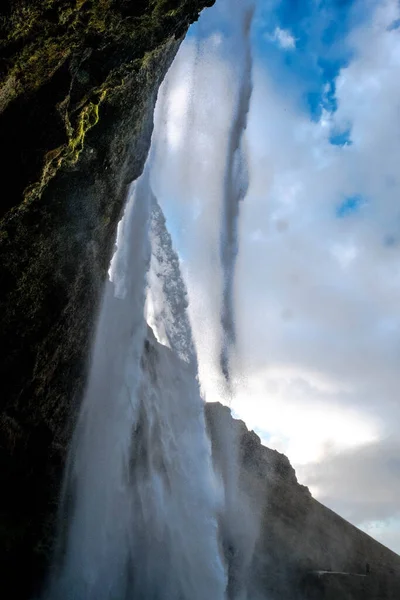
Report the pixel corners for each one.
[0,2,213,597]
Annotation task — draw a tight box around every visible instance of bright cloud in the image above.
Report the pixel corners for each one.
[267,26,296,50]
[230,367,380,466]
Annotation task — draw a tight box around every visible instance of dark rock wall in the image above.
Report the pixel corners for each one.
[302,571,399,600]
[205,402,400,600]
[0,2,213,597]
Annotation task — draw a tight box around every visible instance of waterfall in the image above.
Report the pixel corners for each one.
[219,5,254,389]
[148,3,258,596]
[46,2,258,599]
[46,168,226,600]
[145,198,196,368]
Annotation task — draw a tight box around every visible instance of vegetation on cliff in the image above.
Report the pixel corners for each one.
[0,0,213,211]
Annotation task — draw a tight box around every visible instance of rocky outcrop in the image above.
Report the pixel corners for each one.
[0,2,213,597]
[205,402,400,600]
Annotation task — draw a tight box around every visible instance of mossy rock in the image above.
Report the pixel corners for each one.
[0,1,214,597]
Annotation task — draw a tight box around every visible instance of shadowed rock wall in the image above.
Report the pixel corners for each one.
[0,2,213,597]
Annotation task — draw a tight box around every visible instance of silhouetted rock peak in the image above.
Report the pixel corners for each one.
[205,401,309,492]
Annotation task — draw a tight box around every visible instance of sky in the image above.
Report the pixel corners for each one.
[148,0,400,554]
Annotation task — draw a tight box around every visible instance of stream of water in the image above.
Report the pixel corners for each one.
[46,2,256,599]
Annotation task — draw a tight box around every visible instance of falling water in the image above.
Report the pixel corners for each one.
[219,5,254,388]
[47,169,153,600]
[145,198,196,367]
[47,168,226,600]
[47,2,257,599]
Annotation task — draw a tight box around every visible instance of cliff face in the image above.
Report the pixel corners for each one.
[0,2,213,597]
[205,402,400,600]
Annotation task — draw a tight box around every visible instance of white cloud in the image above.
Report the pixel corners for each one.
[267,26,296,50]
[330,241,359,269]
[230,367,380,466]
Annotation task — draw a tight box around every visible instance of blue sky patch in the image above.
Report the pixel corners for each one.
[252,0,376,119]
[336,194,366,218]
[188,0,378,122]
[329,128,352,146]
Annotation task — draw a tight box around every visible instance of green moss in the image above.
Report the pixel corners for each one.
[0,4,217,595]
[65,89,107,164]
[24,40,71,91]
[23,88,107,206]
[1,0,209,208]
